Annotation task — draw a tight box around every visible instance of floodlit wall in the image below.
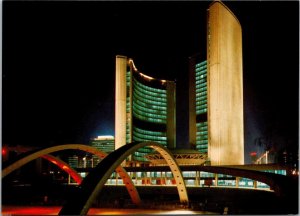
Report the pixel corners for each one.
[115,55,127,150]
[207,1,244,165]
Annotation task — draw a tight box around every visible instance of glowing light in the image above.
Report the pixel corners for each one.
[2,148,6,155]
[139,72,154,80]
[1,207,209,215]
[51,160,57,164]
[128,59,138,71]
[94,135,114,140]
[62,165,68,170]
[250,152,257,156]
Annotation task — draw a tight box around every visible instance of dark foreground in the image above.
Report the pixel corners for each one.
[2,184,298,215]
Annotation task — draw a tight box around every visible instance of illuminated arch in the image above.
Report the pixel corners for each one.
[2,144,140,206]
[59,142,189,215]
[41,154,83,184]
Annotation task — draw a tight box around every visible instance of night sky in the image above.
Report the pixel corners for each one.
[3,1,299,163]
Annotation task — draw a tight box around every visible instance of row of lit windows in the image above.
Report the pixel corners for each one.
[126,98,131,112]
[195,67,207,73]
[196,139,208,144]
[196,100,206,108]
[196,95,207,102]
[197,121,208,125]
[133,135,167,146]
[133,82,167,101]
[196,100,207,106]
[196,135,208,140]
[196,145,208,151]
[133,97,167,111]
[196,60,207,67]
[133,93,167,107]
[126,71,131,86]
[196,131,208,136]
[132,110,166,124]
[196,96,207,102]
[196,86,207,93]
[133,131,167,142]
[196,121,208,153]
[196,70,207,78]
[196,149,207,154]
[196,104,207,110]
[196,78,207,86]
[196,108,207,115]
[126,124,131,143]
[195,82,207,89]
[134,84,167,103]
[195,61,208,120]
[196,121,207,127]
[133,152,150,162]
[196,66,207,71]
[133,77,167,94]
[196,74,207,81]
[133,91,167,106]
[133,103,167,116]
[133,101,167,115]
[133,108,166,120]
[137,146,154,154]
[263,170,287,175]
[133,127,166,136]
[133,156,147,162]
[133,107,167,123]
[196,91,207,97]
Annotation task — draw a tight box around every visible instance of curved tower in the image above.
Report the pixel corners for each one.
[207,1,244,165]
[115,55,176,163]
[189,1,244,165]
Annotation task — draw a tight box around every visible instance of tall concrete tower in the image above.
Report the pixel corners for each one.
[207,1,244,165]
[189,1,244,165]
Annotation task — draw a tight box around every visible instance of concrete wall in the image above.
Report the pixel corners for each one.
[207,1,244,165]
[167,81,176,149]
[115,55,127,150]
[188,56,197,149]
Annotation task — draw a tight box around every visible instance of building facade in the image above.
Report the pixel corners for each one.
[189,1,244,165]
[115,55,176,162]
[90,135,115,154]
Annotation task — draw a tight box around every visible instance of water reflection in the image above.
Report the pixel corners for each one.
[2,206,217,215]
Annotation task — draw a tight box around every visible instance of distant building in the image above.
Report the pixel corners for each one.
[90,135,115,167]
[115,56,176,163]
[68,155,79,169]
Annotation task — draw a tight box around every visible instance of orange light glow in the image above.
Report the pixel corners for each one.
[139,72,154,80]
[128,59,138,71]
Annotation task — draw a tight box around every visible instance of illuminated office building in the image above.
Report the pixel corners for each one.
[115,55,176,162]
[90,135,115,154]
[189,1,244,165]
[189,59,208,154]
[90,135,115,166]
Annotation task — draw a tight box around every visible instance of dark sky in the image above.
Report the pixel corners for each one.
[3,1,299,163]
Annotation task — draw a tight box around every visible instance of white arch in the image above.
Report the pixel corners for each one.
[59,142,189,215]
